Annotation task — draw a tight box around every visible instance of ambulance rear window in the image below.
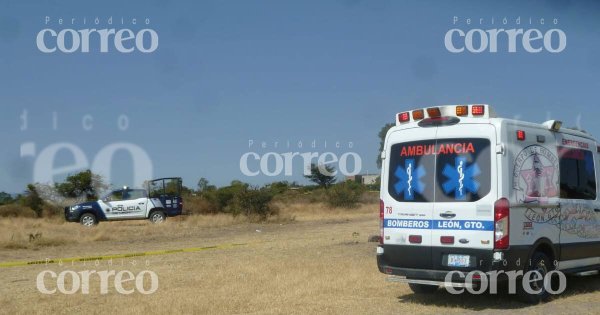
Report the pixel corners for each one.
[387,138,491,202]
[387,140,436,202]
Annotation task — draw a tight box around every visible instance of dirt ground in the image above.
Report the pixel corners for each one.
[0,205,599,315]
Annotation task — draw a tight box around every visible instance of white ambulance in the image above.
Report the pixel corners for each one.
[377,104,600,302]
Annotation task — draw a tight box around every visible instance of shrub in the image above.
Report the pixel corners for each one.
[305,188,327,203]
[183,195,220,215]
[0,204,37,218]
[186,181,276,220]
[326,181,366,208]
[227,187,275,220]
[271,188,304,204]
[265,181,289,195]
[42,204,64,217]
[214,182,248,210]
[0,192,14,205]
[22,184,44,217]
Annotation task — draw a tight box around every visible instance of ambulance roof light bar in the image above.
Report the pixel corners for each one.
[396,104,495,125]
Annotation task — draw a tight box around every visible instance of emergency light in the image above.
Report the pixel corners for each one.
[396,104,495,125]
[426,107,441,118]
[455,105,468,116]
[397,112,410,123]
[471,105,485,116]
[412,109,424,120]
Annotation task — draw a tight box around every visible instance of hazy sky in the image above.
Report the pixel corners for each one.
[1,0,599,192]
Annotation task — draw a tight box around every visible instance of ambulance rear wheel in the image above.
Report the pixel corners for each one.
[408,283,439,294]
[517,252,552,304]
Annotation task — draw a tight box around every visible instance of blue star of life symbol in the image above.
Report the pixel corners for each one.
[442,156,480,200]
[394,159,426,200]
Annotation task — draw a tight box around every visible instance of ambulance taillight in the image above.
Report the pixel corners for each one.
[494,198,510,250]
[379,199,385,245]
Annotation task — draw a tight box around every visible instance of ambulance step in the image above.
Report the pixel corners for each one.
[573,270,599,277]
[385,276,474,288]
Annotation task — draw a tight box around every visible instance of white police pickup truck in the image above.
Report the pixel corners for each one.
[377,105,600,303]
[65,177,183,226]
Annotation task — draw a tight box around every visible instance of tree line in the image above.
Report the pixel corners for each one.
[1,123,393,219]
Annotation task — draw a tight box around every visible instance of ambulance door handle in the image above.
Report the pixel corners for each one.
[495,143,505,155]
[440,212,456,219]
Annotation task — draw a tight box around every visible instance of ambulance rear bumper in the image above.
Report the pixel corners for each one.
[377,244,530,282]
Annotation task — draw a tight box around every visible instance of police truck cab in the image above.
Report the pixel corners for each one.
[377,105,600,302]
[65,177,183,226]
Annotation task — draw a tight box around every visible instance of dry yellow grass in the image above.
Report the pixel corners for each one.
[0,203,599,314]
[0,202,368,252]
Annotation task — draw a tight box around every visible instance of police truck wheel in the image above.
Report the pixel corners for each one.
[149,211,166,224]
[80,213,97,227]
[408,283,439,294]
[517,252,552,304]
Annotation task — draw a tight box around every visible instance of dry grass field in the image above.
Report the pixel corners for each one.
[0,202,599,315]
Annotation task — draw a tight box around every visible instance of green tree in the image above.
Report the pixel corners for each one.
[55,170,108,201]
[23,184,44,217]
[197,177,210,192]
[0,192,13,205]
[377,122,395,169]
[304,163,337,188]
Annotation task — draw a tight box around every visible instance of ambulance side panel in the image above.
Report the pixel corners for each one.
[554,133,600,270]
[501,120,562,268]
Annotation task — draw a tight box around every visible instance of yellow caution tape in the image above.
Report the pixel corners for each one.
[0,242,248,268]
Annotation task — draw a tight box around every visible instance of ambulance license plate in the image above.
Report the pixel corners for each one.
[447,254,470,267]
